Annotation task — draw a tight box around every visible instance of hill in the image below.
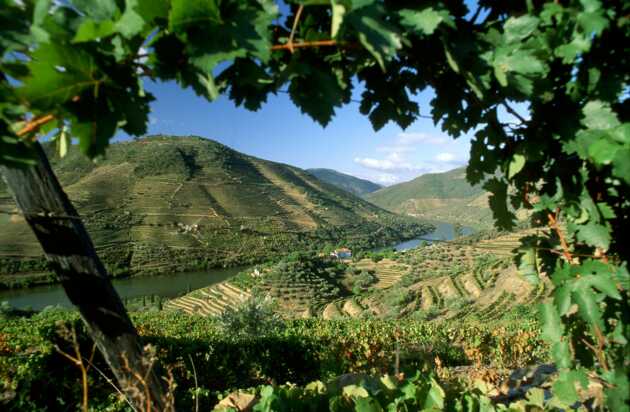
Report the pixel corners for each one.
[0,135,432,287]
[306,168,382,196]
[167,228,549,321]
[365,167,493,229]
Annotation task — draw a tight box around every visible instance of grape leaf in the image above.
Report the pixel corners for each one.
[19,43,100,109]
[576,222,610,250]
[483,178,515,229]
[504,15,539,42]
[423,378,445,410]
[572,287,604,331]
[115,0,146,39]
[354,397,383,412]
[540,302,564,342]
[587,138,620,165]
[399,7,452,35]
[582,100,620,130]
[612,148,630,184]
[346,4,402,70]
[331,0,345,37]
[71,0,118,21]
[507,153,526,178]
[73,19,116,42]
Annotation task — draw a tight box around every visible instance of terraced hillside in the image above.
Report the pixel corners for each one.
[307,168,382,196]
[350,258,410,289]
[365,167,494,229]
[168,254,347,318]
[330,232,550,321]
[170,230,550,322]
[165,282,251,316]
[0,136,433,287]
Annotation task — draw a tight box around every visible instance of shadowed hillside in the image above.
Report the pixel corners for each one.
[307,168,382,196]
[365,167,493,229]
[0,136,432,288]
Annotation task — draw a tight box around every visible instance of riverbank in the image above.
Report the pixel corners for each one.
[0,222,473,310]
[0,266,246,311]
[375,221,475,252]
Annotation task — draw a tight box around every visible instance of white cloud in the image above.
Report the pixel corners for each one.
[354,157,416,172]
[354,131,469,185]
[435,152,455,162]
[374,173,400,185]
[355,131,457,174]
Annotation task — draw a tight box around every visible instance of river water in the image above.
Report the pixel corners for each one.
[0,222,472,310]
[0,266,243,310]
[385,221,475,252]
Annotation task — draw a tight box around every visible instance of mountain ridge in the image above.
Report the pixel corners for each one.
[306,168,382,196]
[365,167,493,229]
[0,135,432,288]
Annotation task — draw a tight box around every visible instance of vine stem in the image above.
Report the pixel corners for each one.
[271,39,338,51]
[286,5,304,53]
[54,326,96,412]
[17,114,55,137]
[547,209,573,263]
[501,102,527,124]
[17,96,80,138]
[581,325,610,372]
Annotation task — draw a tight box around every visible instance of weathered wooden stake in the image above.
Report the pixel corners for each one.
[0,143,169,411]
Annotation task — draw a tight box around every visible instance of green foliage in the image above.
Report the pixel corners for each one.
[351,270,377,292]
[0,0,628,410]
[1,309,546,411]
[217,294,283,338]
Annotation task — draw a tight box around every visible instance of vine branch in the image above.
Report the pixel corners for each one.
[548,209,573,263]
[17,114,55,137]
[271,39,338,51]
[502,102,527,124]
[286,5,304,53]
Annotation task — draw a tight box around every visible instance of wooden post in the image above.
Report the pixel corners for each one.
[0,143,169,411]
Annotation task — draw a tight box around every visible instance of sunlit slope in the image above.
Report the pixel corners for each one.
[307,168,382,196]
[169,230,550,321]
[365,167,493,229]
[0,135,431,283]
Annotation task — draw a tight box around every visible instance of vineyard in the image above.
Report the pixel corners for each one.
[165,282,252,317]
[166,230,550,324]
[1,308,548,411]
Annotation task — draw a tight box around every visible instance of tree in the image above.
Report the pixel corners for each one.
[453,222,464,239]
[1,0,628,410]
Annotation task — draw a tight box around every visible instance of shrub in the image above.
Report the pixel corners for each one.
[216,294,283,338]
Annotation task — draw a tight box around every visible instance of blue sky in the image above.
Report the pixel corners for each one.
[126,80,473,185]
[117,1,495,186]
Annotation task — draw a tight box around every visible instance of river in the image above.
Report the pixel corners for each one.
[0,222,472,310]
[0,266,243,311]
[376,221,475,252]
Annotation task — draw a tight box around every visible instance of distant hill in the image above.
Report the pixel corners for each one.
[365,167,493,229]
[307,168,382,196]
[0,135,432,287]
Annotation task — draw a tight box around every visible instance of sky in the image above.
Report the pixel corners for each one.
[116,1,491,186]
[122,81,472,186]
